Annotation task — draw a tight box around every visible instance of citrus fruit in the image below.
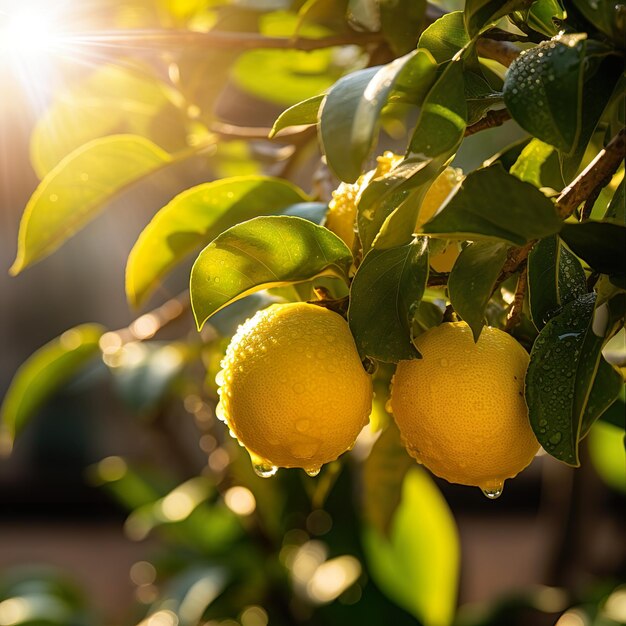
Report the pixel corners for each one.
[216,302,373,476]
[389,322,539,496]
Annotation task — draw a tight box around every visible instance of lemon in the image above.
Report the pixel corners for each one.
[390,322,539,495]
[216,302,373,476]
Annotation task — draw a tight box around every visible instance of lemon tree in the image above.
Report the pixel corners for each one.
[2,1,625,625]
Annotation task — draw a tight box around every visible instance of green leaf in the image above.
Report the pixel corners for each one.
[464,72,504,125]
[422,163,563,245]
[0,324,104,445]
[580,358,623,437]
[510,138,565,190]
[589,420,626,493]
[126,176,309,307]
[504,34,586,154]
[560,221,626,280]
[269,94,324,137]
[190,216,352,329]
[448,241,509,341]
[362,468,459,626]
[517,0,566,37]
[320,50,437,183]
[11,135,175,275]
[380,0,426,55]
[30,64,187,177]
[605,178,625,224]
[525,293,622,465]
[363,423,414,536]
[527,235,587,329]
[348,238,428,362]
[573,0,626,43]
[465,0,534,37]
[418,11,469,64]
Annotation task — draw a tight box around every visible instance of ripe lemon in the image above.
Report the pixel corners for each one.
[326,154,462,273]
[390,322,539,495]
[216,302,373,476]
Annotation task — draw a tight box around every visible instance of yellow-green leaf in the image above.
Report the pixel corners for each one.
[11,135,174,275]
[1,324,104,447]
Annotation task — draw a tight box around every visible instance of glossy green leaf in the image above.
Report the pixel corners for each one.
[464,72,504,125]
[126,177,309,307]
[560,221,626,280]
[380,0,426,55]
[11,135,175,275]
[465,0,534,37]
[0,324,104,445]
[191,216,352,329]
[448,241,509,341]
[422,163,562,245]
[363,468,459,626]
[269,94,324,138]
[510,138,565,190]
[504,34,586,154]
[589,420,626,493]
[573,0,626,43]
[514,0,566,37]
[30,64,186,178]
[527,235,587,329]
[418,11,468,64]
[526,293,622,465]
[320,49,437,183]
[363,423,414,536]
[348,238,428,362]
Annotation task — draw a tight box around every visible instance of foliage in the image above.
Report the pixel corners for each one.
[2,0,625,624]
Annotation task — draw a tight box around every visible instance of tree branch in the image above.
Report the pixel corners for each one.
[464,108,511,136]
[476,37,521,67]
[505,266,528,331]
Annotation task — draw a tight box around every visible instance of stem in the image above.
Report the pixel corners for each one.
[464,109,511,136]
[505,266,528,331]
[476,38,521,67]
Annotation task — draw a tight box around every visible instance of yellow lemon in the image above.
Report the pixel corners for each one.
[390,322,539,496]
[216,303,373,476]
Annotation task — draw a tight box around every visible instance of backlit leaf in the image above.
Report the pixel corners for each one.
[191,216,352,329]
[126,177,309,307]
[465,0,534,37]
[0,324,104,445]
[11,135,174,275]
[510,138,565,190]
[348,238,428,362]
[269,94,324,137]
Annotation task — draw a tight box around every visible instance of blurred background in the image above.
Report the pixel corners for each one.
[0,1,624,625]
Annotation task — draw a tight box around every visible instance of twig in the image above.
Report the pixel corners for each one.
[505,266,528,331]
[464,109,511,136]
[60,29,385,52]
[556,127,626,219]
[476,38,521,67]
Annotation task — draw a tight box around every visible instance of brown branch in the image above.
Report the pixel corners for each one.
[505,266,528,331]
[476,38,521,67]
[464,109,511,137]
[60,29,385,52]
[556,127,626,219]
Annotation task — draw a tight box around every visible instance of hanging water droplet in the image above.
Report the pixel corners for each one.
[304,467,321,477]
[481,486,503,500]
[252,461,278,478]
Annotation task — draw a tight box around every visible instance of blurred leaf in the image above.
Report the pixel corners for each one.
[363,468,459,626]
[525,293,623,465]
[191,216,352,329]
[573,0,626,43]
[362,423,414,535]
[347,0,380,30]
[109,342,188,414]
[422,163,563,245]
[448,241,509,341]
[11,135,175,275]
[269,94,324,137]
[510,138,565,190]
[464,0,534,36]
[580,358,624,437]
[320,49,437,182]
[232,11,339,105]
[30,64,187,177]
[126,176,309,307]
[589,419,626,493]
[380,0,426,55]
[348,238,428,362]
[527,235,587,330]
[604,178,625,224]
[560,221,626,280]
[0,324,104,444]
[504,33,586,154]
[418,11,468,64]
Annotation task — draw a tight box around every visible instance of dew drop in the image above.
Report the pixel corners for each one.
[252,461,278,478]
[549,432,562,445]
[304,467,321,477]
[481,486,503,500]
